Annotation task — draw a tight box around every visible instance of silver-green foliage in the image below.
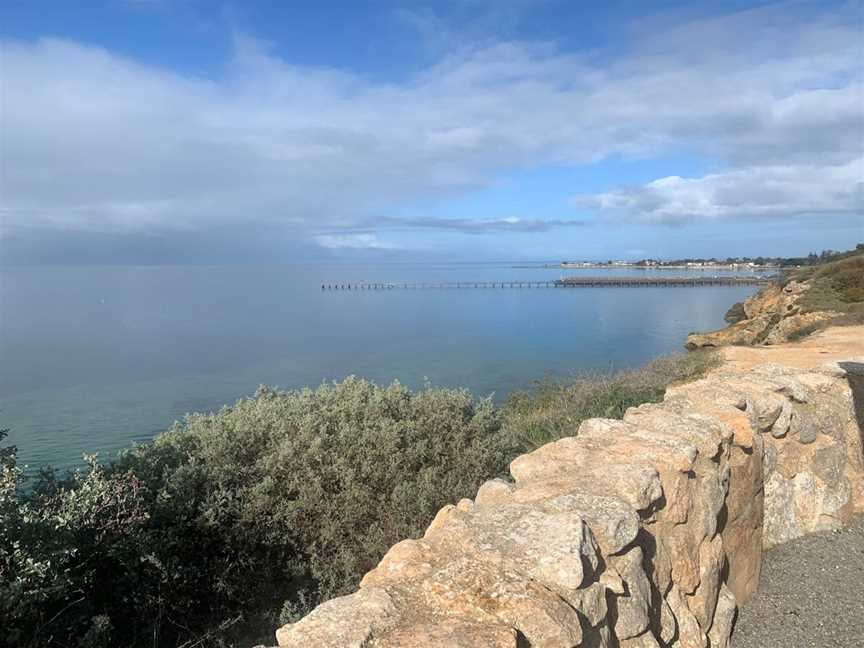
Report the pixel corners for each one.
[1,378,510,647]
[1,433,147,648]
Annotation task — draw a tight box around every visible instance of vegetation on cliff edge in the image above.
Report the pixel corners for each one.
[783,246,864,339]
[1,351,718,648]
[502,349,720,452]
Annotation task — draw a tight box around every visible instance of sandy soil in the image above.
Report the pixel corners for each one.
[719,325,864,372]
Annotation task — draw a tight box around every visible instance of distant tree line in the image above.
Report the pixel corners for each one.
[632,243,863,268]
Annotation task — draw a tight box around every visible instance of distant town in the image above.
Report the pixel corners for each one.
[557,258,779,270]
[553,248,861,270]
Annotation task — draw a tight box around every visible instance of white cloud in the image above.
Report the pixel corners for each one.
[0,1,861,254]
[314,233,397,250]
[574,158,864,223]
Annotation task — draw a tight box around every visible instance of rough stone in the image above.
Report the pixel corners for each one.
[747,395,784,433]
[763,471,799,546]
[421,557,583,648]
[706,584,737,648]
[608,546,652,639]
[720,440,764,603]
[474,478,516,507]
[769,401,792,438]
[276,587,397,647]
[619,631,662,648]
[683,280,834,350]
[791,408,819,444]
[685,534,723,630]
[509,438,664,513]
[812,442,847,486]
[374,620,520,648]
[665,584,707,648]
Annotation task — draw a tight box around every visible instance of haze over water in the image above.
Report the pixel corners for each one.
[1,263,759,471]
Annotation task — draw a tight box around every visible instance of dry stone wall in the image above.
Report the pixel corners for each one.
[274,359,864,648]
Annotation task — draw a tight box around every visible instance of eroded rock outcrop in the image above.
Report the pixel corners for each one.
[684,281,836,350]
[274,359,864,647]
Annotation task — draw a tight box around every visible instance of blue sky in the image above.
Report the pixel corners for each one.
[1,0,862,263]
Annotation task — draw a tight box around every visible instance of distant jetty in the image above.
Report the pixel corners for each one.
[321,276,773,290]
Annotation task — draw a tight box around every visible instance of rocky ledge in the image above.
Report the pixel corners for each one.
[684,280,835,350]
[272,357,864,647]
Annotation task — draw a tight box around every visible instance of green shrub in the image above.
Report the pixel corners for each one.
[1,353,721,647]
[502,350,719,452]
[0,435,150,648]
[2,379,510,647]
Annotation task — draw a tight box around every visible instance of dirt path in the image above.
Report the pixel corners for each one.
[719,325,864,372]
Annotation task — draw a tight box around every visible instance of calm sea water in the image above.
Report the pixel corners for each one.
[1,263,759,471]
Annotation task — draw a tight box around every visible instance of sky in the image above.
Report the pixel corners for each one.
[0,0,862,264]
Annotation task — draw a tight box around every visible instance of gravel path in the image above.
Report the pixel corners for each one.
[732,516,864,648]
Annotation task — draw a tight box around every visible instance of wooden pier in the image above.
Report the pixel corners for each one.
[321,276,772,290]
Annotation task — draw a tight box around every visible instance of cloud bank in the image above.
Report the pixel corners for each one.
[575,158,864,223]
[1,2,861,260]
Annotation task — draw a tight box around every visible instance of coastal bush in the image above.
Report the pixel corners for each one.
[2,353,720,647]
[1,431,150,648]
[1,380,510,647]
[502,349,720,452]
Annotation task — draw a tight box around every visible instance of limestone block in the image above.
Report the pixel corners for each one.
[511,489,640,555]
[474,478,516,507]
[792,471,851,533]
[459,504,600,591]
[509,442,663,514]
[763,471,799,546]
[276,587,397,647]
[361,538,435,588]
[769,401,792,438]
[790,407,819,444]
[685,534,724,630]
[421,557,583,648]
[374,620,520,648]
[567,580,609,628]
[619,631,662,648]
[706,584,737,648]
[608,546,652,639]
[665,584,707,648]
[721,441,764,603]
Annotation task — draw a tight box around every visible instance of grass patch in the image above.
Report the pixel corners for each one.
[502,349,721,453]
[791,253,864,316]
[786,312,864,342]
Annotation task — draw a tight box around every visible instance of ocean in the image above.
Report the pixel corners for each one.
[0,262,759,471]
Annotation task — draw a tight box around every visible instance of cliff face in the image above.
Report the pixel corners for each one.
[273,357,864,648]
[685,280,835,350]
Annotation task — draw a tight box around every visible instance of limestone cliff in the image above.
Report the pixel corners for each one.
[684,280,836,350]
[272,356,864,648]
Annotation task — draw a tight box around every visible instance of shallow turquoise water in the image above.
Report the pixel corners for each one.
[0,263,759,471]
